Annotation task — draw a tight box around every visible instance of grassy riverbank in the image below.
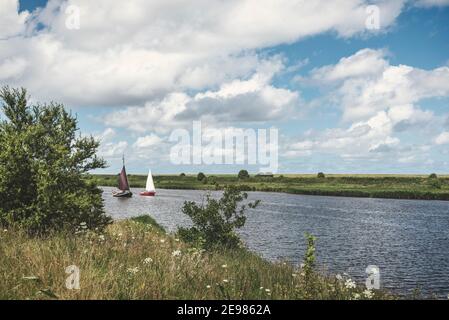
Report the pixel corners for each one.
[89,174,449,201]
[0,216,390,300]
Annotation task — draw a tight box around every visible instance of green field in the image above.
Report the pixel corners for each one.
[89,173,449,201]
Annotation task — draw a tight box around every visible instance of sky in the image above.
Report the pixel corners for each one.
[1,0,449,174]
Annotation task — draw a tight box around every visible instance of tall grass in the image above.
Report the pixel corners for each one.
[0,217,392,300]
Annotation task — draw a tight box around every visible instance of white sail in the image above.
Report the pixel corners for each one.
[145,169,155,192]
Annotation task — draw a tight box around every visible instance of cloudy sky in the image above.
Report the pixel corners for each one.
[1,0,449,174]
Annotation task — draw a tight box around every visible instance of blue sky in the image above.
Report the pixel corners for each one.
[2,0,449,174]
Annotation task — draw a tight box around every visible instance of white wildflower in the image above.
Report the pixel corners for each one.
[143,257,153,264]
[127,267,139,274]
[206,285,211,289]
[363,289,374,299]
[259,287,264,290]
[223,279,229,283]
[353,293,361,300]
[221,264,228,269]
[265,289,271,293]
[335,274,343,281]
[345,279,356,289]
[172,250,182,257]
[160,239,165,243]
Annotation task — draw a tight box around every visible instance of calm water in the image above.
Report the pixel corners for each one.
[102,186,449,298]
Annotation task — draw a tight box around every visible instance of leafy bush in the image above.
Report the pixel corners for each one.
[238,169,250,180]
[180,173,186,177]
[177,186,260,249]
[428,178,442,189]
[317,172,325,178]
[429,173,438,179]
[0,87,111,234]
[197,172,206,181]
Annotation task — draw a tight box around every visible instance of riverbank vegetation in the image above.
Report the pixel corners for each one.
[90,173,449,201]
[0,216,392,300]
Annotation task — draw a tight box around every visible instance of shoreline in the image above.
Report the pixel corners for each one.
[91,174,449,201]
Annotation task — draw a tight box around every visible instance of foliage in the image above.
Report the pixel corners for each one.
[238,169,250,180]
[177,186,260,249]
[303,233,316,278]
[0,87,111,234]
[0,219,394,300]
[130,215,166,233]
[429,173,438,179]
[180,173,186,177]
[197,172,206,181]
[317,172,325,178]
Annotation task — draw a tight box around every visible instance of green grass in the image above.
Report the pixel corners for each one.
[88,174,449,201]
[0,216,393,300]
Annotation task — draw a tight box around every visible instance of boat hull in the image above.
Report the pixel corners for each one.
[140,191,156,196]
[113,190,133,198]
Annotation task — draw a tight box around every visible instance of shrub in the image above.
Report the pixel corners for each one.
[197,172,206,181]
[177,186,260,249]
[429,173,438,179]
[0,87,111,235]
[317,172,325,178]
[180,173,186,177]
[238,169,250,180]
[428,178,442,189]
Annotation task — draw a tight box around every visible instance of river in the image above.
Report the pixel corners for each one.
[101,186,449,298]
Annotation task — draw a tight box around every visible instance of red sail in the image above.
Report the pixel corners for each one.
[118,166,130,190]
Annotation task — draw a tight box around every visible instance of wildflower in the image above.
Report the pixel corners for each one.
[265,289,271,293]
[300,263,305,269]
[172,250,182,257]
[363,289,374,299]
[206,285,211,289]
[127,267,139,274]
[292,273,298,277]
[345,279,356,289]
[3,229,7,232]
[259,287,264,290]
[221,264,228,269]
[160,239,165,243]
[118,233,123,237]
[98,235,105,241]
[143,257,153,264]
[353,293,361,300]
[175,238,180,242]
[222,279,229,283]
[335,274,343,281]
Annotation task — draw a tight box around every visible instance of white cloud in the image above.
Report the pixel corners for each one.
[104,58,300,133]
[0,0,407,107]
[435,131,449,145]
[308,48,449,122]
[0,0,29,39]
[133,134,163,148]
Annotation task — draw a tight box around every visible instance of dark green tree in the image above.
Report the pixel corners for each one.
[0,87,111,234]
[317,172,325,178]
[197,172,206,181]
[238,169,250,180]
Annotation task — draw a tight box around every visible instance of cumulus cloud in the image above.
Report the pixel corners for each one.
[308,48,449,122]
[435,131,449,145]
[104,57,300,133]
[288,48,449,164]
[0,0,407,107]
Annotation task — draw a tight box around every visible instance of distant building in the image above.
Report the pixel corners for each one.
[256,172,274,177]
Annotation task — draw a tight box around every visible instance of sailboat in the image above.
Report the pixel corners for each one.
[112,155,133,198]
[140,169,156,196]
